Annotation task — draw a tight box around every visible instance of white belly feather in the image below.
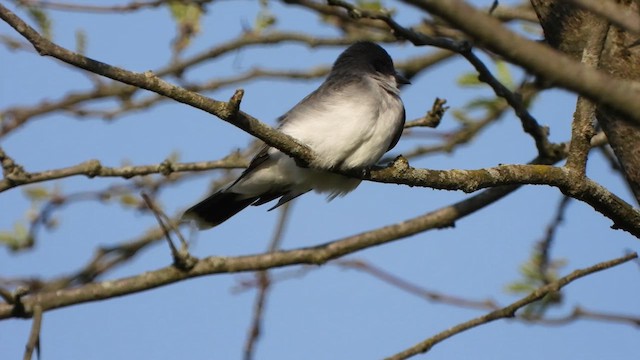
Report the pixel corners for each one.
[233,77,404,200]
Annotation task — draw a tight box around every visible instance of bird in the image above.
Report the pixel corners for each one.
[183,41,409,229]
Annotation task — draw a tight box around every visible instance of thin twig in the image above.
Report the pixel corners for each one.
[4,221,183,293]
[141,193,178,255]
[23,304,42,360]
[385,252,638,360]
[488,0,498,15]
[141,193,195,270]
[542,306,640,327]
[337,259,497,310]
[0,152,248,193]
[536,196,572,284]
[236,258,640,328]
[404,98,448,129]
[397,82,539,161]
[244,203,293,360]
[337,258,640,327]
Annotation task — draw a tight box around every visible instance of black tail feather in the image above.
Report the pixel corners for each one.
[182,192,258,229]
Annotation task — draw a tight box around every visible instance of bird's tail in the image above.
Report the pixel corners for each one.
[182,191,258,229]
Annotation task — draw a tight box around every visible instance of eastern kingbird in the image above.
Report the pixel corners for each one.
[183,41,409,229]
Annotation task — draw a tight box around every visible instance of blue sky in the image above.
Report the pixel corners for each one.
[1,1,638,359]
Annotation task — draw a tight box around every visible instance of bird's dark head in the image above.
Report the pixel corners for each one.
[332,41,410,85]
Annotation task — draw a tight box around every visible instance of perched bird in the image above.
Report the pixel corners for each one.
[183,41,409,229]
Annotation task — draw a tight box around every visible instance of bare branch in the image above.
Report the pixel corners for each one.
[6,223,176,293]
[399,82,540,160]
[337,259,497,310]
[542,306,640,327]
[565,14,608,174]
[244,204,292,360]
[536,196,572,284]
[238,259,640,328]
[0,178,529,319]
[336,256,640,328]
[400,0,640,125]
[385,252,639,360]
[141,193,195,270]
[404,98,448,129]
[0,150,248,193]
[14,0,208,13]
[23,304,42,360]
[365,162,640,237]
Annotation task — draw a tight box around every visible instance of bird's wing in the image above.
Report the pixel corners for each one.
[228,145,271,187]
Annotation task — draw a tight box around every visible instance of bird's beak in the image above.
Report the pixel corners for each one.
[395,72,411,85]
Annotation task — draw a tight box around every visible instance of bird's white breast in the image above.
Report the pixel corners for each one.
[279,77,404,170]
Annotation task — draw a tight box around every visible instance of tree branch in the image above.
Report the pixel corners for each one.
[401,0,640,125]
[0,177,528,319]
[0,148,248,193]
[335,257,640,327]
[565,13,608,174]
[23,305,42,360]
[365,162,640,237]
[243,204,292,360]
[385,252,639,360]
[2,3,638,238]
[0,4,317,165]
[14,0,198,13]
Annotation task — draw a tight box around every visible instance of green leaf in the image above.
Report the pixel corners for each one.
[169,0,202,53]
[23,186,50,201]
[356,0,384,11]
[254,0,276,33]
[457,72,482,87]
[450,109,471,124]
[0,231,18,249]
[464,97,504,112]
[495,60,514,90]
[506,283,533,294]
[14,222,28,239]
[120,194,140,207]
[458,61,513,90]
[255,10,277,32]
[0,222,33,252]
